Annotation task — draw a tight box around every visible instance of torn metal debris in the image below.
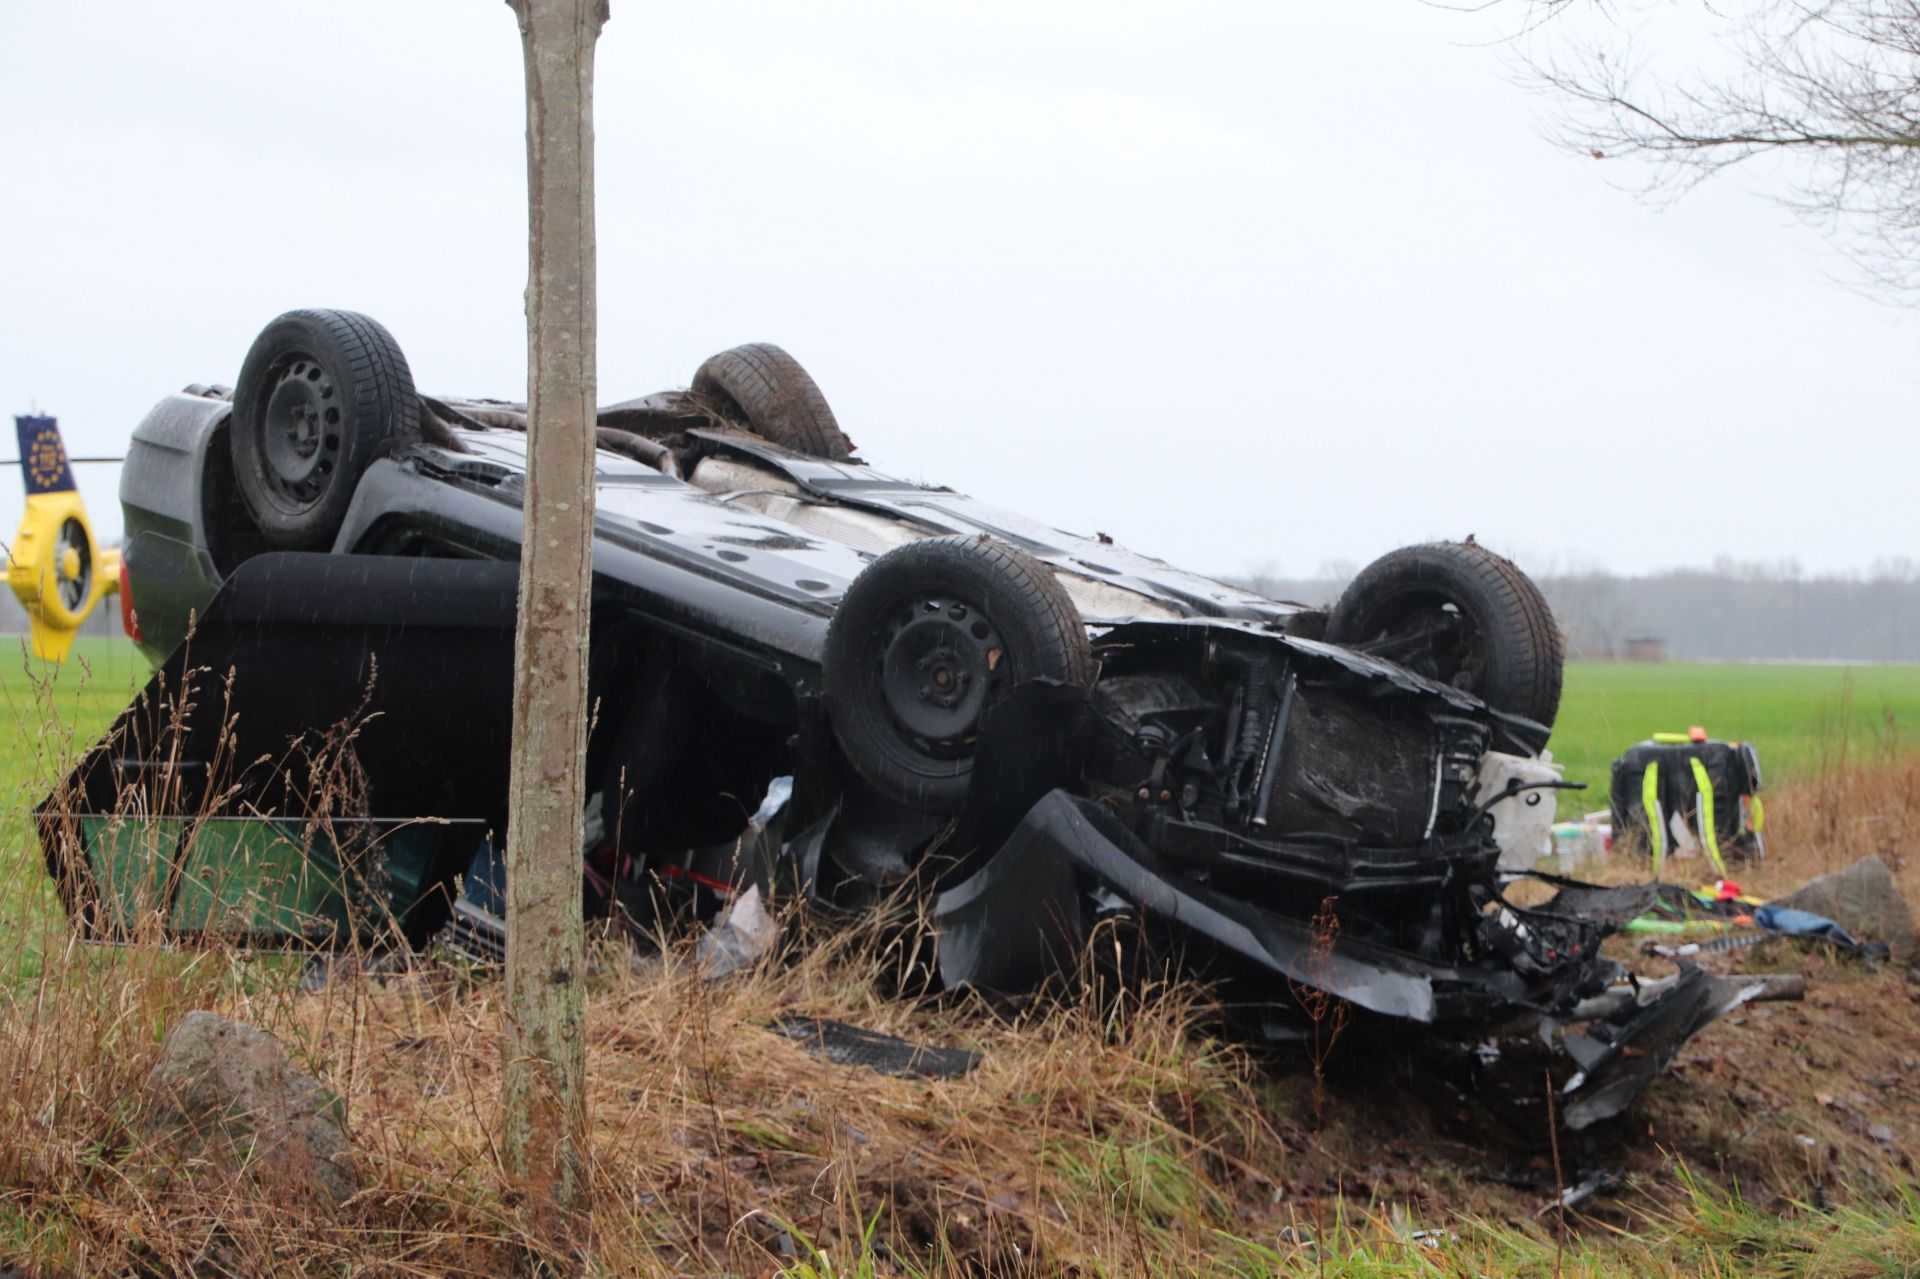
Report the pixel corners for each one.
[37,309,1767,1128]
[1552,967,1805,1130]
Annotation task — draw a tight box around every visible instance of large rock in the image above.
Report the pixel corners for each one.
[140,1011,356,1206]
[1770,856,1919,962]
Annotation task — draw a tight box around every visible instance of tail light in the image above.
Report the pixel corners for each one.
[119,558,140,643]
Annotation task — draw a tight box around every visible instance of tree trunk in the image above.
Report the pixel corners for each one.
[501,0,608,1260]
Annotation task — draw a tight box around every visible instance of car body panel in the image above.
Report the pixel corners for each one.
[119,390,1303,666]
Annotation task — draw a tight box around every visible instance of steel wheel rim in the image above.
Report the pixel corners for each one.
[258,353,344,509]
[874,593,1009,760]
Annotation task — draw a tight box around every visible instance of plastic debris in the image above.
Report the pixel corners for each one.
[1537,1170,1621,1215]
[696,884,780,980]
[1550,812,1614,869]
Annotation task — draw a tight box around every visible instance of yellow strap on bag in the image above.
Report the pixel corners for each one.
[1643,761,1665,878]
[1689,757,1729,880]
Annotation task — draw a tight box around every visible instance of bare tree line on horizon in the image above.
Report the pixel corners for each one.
[6,555,1914,664]
[1238,556,1920,663]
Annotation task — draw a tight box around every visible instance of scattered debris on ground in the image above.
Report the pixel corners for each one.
[1771,854,1917,962]
[770,1015,981,1080]
[696,884,781,981]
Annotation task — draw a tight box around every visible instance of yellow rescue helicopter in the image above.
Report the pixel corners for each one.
[6,415,123,662]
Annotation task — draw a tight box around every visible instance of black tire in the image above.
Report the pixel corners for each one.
[1326,541,1564,728]
[824,535,1095,812]
[231,309,419,549]
[692,343,853,461]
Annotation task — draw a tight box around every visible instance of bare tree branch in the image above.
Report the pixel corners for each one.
[1524,1,1920,293]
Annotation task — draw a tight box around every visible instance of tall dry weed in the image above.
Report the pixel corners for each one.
[0,649,1287,1275]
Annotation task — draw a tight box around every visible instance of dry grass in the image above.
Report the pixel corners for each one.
[8,872,1920,1278]
[1759,753,1920,896]
[0,893,1294,1277]
[5,650,1920,1276]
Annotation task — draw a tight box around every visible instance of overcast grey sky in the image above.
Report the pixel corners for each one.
[1,1,1911,582]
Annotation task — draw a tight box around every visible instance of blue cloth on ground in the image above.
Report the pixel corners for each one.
[1754,904,1887,958]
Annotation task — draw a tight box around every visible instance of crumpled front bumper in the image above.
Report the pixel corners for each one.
[931,788,1778,1129]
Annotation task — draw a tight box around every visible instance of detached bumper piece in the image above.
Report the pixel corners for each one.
[771,1016,981,1080]
[935,791,1453,1021]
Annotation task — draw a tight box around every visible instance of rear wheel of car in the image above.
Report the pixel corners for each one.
[824,535,1095,812]
[692,343,854,461]
[1326,540,1564,729]
[231,309,420,549]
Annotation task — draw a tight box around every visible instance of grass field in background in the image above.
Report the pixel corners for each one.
[1,640,1915,825]
[0,636,149,966]
[0,635,148,783]
[1548,660,1920,814]
[0,635,148,819]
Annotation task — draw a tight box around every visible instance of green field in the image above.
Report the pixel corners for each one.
[0,636,150,957]
[0,635,148,791]
[2,642,1916,824]
[1547,660,1920,813]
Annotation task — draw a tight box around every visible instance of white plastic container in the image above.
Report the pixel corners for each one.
[1550,817,1613,871]
[1476,750,1564,872]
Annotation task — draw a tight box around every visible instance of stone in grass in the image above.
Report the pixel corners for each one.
[139,1011,356,1206]
[1770,856,1919,963]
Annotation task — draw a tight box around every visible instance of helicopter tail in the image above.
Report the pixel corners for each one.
[9,416,119,662]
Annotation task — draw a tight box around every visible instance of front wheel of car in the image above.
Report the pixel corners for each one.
[1326,540,1565,729]
[824,535,1096,813]
[230,308,420,549]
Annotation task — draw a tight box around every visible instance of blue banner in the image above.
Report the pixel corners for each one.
[14,415,74,495]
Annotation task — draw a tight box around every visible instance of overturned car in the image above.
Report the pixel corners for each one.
[41,308,1762,1129]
